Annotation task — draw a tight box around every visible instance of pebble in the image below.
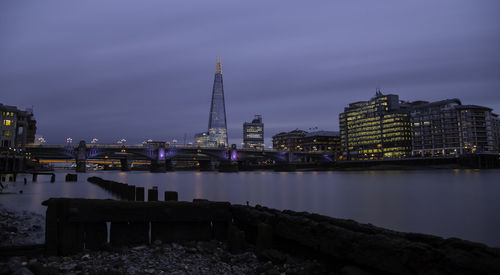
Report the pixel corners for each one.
[0,205,44,246]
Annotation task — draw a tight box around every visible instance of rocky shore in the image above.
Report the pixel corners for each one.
[0,205,333,275]
[0,205,44,247]
[1,240,332,275]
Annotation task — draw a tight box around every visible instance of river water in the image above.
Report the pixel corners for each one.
[1,169,499,247]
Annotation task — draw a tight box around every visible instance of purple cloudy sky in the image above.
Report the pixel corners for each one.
[1,0,499,146]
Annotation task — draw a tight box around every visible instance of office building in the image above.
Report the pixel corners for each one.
[410,99,500,156]
[194,132,209,147]
[297,131,341,156]
[1,103,37,148]
[207,57,228,148]
[339,91,412,160]
[243,115,264,150]
[272,129,307,151]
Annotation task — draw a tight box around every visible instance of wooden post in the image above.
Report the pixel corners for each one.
[136,187,145,201]
[148,188,158,201]
[164,191,178,201]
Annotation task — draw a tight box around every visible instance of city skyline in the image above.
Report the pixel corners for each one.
[1,1,499,146]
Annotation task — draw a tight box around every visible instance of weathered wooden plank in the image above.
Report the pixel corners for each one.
[110,222,149,245]
[84,222,107,250]
[42,199,231,223]
[151,221,212,242]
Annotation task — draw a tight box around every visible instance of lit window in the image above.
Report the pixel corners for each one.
[3,120,12,126]
[3,130,12,137]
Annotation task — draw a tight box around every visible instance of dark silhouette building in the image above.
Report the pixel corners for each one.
[1,103,37,148]
[207,57,228,148]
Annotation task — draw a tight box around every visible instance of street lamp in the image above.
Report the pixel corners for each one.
[37,136,46,145]
[91,138,99,144]
[66,137,73,144]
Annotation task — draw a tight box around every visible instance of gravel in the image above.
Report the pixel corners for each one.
[1,241,330,274]
[0,205,44,247]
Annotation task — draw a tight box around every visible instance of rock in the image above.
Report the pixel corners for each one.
[341,265,373,275]
[153,239,162,246]
[258,249,287,264]
[8,257,23,273]
[11,267,34,275]
[81,254,90,261]
[6,226,18,233]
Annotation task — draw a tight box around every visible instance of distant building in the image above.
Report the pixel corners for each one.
[0,103,37,148]
[243,115,264,150]
[339,91,500,160]
[272,129,307,151]
[207,57,229,148]
[339,91,412,160]
[297,131,341,156]
[410,99,500,156]
[194,132,209,147]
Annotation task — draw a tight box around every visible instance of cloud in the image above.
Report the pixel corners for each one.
[1,0,499,144]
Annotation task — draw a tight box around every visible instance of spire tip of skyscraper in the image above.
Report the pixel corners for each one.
[215,56,222,74]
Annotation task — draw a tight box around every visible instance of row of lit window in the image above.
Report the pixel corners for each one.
[347,132,384,138]
[382,132,407,138]
[1,112,15,117]
[347,121,381,128]
[348,139,382,146]
[383,137,411,142]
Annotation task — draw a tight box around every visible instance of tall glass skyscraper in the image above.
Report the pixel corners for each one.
[207,57,228,148]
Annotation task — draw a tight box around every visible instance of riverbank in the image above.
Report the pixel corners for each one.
[0,205,331,274]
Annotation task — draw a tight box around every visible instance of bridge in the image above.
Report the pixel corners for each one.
[24,141,335,172]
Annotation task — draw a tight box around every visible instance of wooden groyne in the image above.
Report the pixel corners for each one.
[41,198,500,274]
[87,176,177,201]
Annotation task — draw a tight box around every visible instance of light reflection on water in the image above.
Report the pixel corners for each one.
[0,169,499,247]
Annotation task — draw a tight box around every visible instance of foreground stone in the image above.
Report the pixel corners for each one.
[0,205,44,247]
[0,241,331,275]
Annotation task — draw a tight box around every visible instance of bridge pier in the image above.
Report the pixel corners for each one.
[274,163,296,172]
[150,160,166,173]
[218,160,239,173]
[75,141,87,173]
[76,160,86,173]
[199,160,215,171]
[120,158,130,171]
[165,159,175,171]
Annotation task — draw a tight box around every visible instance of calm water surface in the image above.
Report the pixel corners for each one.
[1,169,499,247]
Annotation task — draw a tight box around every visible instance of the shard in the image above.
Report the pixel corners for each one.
[207,57,228,148]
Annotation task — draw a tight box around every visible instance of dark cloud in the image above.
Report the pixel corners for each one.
[1,0,499,146]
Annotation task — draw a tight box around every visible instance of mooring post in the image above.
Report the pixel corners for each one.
[136,187,145,201]
[148,187,158,201]
[164,191,178,201]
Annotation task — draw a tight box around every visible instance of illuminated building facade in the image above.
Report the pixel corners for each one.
[194,132,209,147]
[243,115,264,150]
[297,131,341,157]
[339,91,411,160]
[272,129,307,151]
[207,57,228,148]
[0,103,37,148]
[410,99,500,156]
